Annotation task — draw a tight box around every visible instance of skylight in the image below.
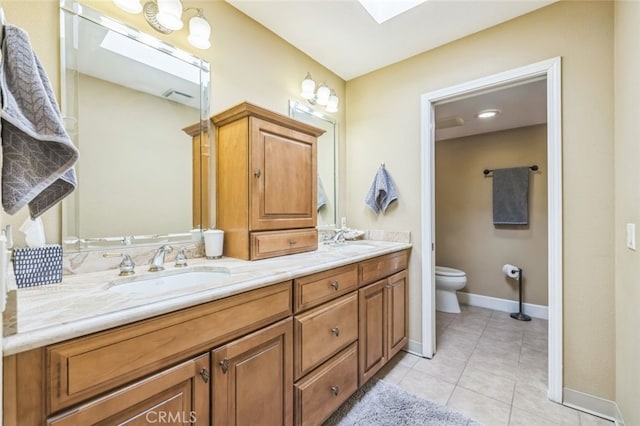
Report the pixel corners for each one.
[358,0,428,24]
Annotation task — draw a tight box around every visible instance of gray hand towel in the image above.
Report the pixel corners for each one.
[492,167,529,225]
[1,25,79,219]
[317,176,328,211]
[365,164,398,214]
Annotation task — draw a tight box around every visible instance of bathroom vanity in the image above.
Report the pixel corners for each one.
[2,241,410,425]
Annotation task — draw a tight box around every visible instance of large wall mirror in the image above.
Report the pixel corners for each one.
[60,1,210,251]
[289,100,338,227]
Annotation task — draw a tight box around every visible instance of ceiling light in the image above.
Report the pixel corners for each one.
[300,73,339,113]
[477,109,501,119]
[113,0,212,50]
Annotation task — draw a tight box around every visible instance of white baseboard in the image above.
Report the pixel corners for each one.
[457,291,549,320]
[404,339,424,358]
[563,388,625,425]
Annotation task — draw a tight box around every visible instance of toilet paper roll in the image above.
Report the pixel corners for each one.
[502,263,520,279]
[204,229,224,259]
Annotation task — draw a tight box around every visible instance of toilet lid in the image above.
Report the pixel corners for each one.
[435,266,465,277]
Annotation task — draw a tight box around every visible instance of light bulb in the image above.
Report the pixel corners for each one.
[316,82,330,106]
[157,0,183,30]
[301,73,316,100]
[188,14,211,49]
[326,90,339,112]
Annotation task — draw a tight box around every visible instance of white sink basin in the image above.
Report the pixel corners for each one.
[332,242,377,255]
[107,266,232,297]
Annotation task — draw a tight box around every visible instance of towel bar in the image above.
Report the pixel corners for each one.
[483,165,538,177]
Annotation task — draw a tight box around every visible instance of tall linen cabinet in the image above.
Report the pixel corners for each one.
[212,102,325,260]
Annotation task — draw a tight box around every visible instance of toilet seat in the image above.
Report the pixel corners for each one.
[435,266,465,277]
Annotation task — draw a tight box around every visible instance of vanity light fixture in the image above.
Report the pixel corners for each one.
[113,0,211,50]
[301,73,339,113]
[477,109,501,119]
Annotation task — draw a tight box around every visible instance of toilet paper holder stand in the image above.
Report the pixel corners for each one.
[507,266,531,322]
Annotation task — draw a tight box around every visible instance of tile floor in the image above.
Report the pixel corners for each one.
[375,305,614,426]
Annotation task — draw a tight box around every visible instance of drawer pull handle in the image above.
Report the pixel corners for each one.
[331,385,340,396]
[331,327,340,337]
[254,169,261,178]
[290,240,297,245]
[199,368,210,383]
[331,280,339,291]
[219,358,229,374]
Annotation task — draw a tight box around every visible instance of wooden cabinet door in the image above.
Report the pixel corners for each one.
[212,318,293,426]
[358,279,387,386]
[250,117,317,231]
[386,270,408,361]
[47,354,210,425]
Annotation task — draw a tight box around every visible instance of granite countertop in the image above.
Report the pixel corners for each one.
[3,240,411,356]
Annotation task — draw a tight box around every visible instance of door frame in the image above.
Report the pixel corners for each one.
[419,57,563,403]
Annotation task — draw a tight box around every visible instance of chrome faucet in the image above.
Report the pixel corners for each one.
[328,229,347,244]
[103,253,136,276]
[149,245,173,272]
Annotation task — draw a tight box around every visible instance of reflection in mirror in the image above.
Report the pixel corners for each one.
[60,1,210,251]
[289,100,337,227]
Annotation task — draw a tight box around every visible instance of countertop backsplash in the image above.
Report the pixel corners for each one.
[62,242,205,276]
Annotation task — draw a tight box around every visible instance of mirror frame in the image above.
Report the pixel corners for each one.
[59,0,211,252]
[288,100,338,227]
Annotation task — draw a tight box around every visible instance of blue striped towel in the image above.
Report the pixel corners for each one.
[365,165,398,214]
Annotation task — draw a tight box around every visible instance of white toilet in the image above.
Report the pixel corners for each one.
[435,266,467,313]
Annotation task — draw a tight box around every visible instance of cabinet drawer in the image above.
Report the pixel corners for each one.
[294,343,358,426]
[294,264,358,313]
[294,292,358,380]
[359,250,408,286]
[47,281,292,414]
[251,228,318,260]
[47,354,209,426]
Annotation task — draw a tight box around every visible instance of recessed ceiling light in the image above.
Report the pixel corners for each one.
[477,109,501,119]
[358,0,427,24]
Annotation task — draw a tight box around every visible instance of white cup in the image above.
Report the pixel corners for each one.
[203,229,224,259]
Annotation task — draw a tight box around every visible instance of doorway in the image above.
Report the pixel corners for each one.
[420,57,563,402]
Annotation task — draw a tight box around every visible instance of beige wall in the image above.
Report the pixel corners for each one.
[77,75,193,238]
[346,1,615,399]
[435,125,548,306]
[0,0,346,244]
[614,1,640,424]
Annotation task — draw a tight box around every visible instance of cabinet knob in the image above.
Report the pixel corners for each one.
[331,327,340,337]
[331,281,339,291]
[219,358,229,374]
[199,368,210,383]
[331,385,340,396]
[254,169,261,178]
[289,240,297,245]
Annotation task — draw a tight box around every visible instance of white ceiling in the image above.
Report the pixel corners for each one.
[435,78,547,141]
[225,0,556,81]
[225,0,553,138]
